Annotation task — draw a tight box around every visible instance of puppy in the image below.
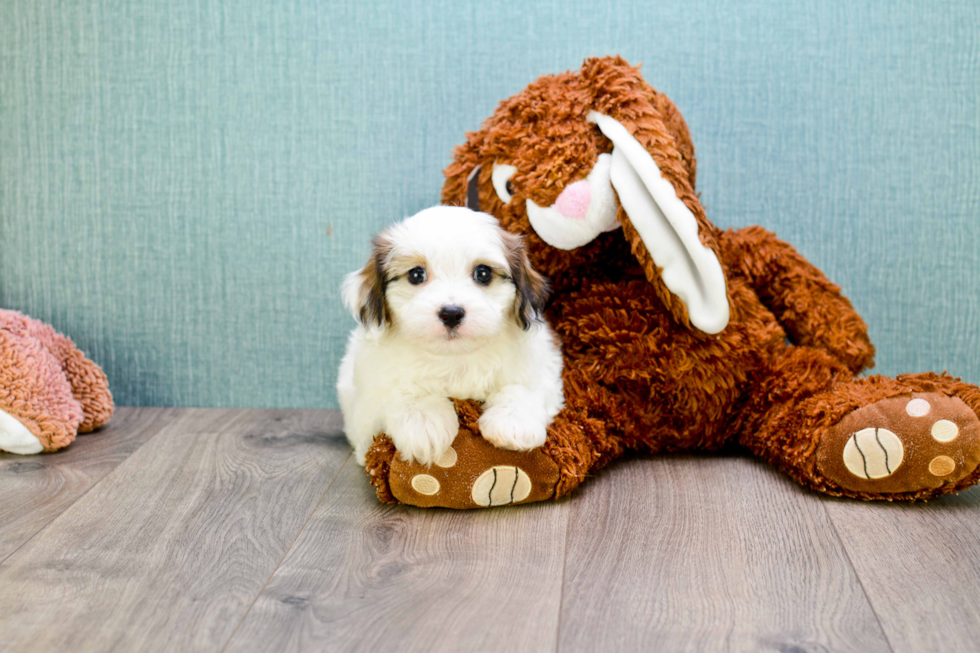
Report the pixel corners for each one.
[337,206,564,465]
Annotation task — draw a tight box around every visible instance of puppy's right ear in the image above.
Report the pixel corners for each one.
[341,233,392,327]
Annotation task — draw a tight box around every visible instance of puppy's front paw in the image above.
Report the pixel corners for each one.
[479,404,547,451]
[387,397,459,465]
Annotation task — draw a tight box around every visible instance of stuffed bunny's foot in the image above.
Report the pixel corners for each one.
[0,407,44,455]
[817,392,980,496]
[379,426,560,508]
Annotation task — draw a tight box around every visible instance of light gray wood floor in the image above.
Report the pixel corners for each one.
[2,408,978,652]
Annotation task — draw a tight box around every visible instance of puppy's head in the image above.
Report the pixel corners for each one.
[342,206,548,351]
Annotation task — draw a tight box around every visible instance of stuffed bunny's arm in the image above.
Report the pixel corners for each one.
[720,226,875,374]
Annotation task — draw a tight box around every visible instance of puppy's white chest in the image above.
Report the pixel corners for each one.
[409,352,502,401]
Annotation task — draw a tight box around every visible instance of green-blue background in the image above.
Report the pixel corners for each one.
[1,0,978,408]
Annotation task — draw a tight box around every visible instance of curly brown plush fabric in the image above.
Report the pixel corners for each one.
[364,56,980,507]
[0,309,114,452]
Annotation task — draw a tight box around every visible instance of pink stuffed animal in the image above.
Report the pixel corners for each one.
[0,309,114,453]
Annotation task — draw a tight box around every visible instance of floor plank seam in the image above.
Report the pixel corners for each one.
[822,501,897,653]
[553,500,573,653]
[218,451,353,653]
[0,411,165,567]
[0,479,112,567]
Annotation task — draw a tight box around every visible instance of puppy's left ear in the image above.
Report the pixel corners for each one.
[502,231,549,329]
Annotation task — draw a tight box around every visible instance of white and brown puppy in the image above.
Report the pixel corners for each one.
[337,206,564,465]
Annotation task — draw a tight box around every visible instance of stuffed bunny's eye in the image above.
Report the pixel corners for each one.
[492,164,518,204]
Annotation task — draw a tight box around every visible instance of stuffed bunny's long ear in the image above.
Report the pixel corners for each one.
[588,111,729,335]
[466,165,482,212]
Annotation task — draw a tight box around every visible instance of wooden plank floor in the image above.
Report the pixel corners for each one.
[2,408,978,652]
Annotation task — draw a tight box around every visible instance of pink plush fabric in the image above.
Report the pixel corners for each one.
[554,180,591,219]
[0,310,114,451]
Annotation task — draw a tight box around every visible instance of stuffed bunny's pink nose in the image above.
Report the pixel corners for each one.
[554,180,591,219]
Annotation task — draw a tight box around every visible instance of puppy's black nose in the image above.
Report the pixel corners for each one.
[438,305,465,329]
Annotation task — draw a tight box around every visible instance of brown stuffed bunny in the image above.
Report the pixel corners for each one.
[364,56,980,508]
[0,309,114,453]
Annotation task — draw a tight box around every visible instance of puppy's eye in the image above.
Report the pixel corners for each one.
[407,267,426,285]
[473,264,493,286]
[492,163,518,204]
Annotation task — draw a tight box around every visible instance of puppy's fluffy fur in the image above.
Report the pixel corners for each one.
[337,206,564,465]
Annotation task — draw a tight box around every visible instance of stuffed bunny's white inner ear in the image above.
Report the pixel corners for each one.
[588,111,729,334]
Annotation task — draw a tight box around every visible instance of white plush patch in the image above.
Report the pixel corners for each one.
[492,163,518,204]
[842,427,904,480]
[471,466,532,507]
[588,112,730,334]
[906,398,931,417]
[524,154,620,250]
[931,419,959,443]
[0,407,44,455]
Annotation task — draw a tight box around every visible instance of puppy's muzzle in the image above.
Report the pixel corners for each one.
[437,305,465,329]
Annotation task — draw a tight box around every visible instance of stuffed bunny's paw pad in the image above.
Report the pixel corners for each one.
[818,393,980,495]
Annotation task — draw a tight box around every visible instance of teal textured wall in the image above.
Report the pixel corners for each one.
[1,0,978,408]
